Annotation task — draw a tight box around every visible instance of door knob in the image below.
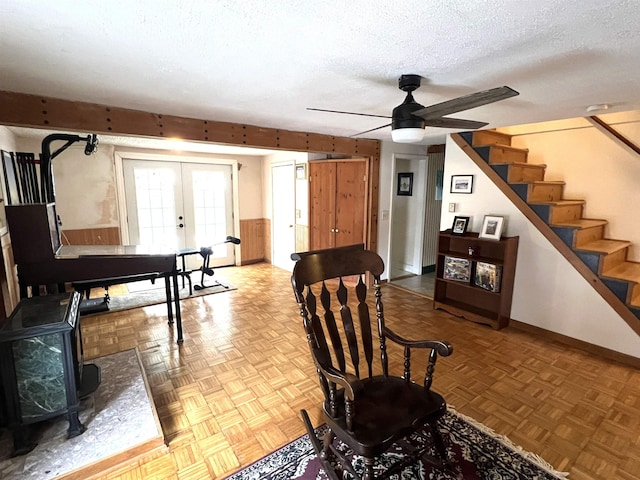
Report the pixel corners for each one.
[178,223,184,228]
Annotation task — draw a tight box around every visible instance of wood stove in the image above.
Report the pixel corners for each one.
[0,291,100,455]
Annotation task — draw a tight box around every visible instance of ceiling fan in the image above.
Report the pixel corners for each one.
[308,74,519,143]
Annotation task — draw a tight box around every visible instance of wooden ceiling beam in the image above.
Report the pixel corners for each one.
[0,90,380,156]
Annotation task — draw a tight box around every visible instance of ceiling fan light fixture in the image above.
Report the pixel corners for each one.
[391,127,425,143]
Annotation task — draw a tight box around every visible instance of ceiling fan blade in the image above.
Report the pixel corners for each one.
[351,123,392,137]
[307,107,391,119]
[412,86,519,120]
[423,117,489,130]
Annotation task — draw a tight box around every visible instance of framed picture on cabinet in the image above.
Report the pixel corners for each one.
[397,172,413,196]
[450,174,473,194]
[451,216,470,235]
[479,215,504,240]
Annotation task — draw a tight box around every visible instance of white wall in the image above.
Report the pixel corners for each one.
[17,137,119,230]
[503,113,640,261]
[377,141,428,278]
[390,156,426,275]
[0,127,17,232]
[440,119,640,358]
[0,126,18,206]
[261,151,308,220]
[12,135,274,229]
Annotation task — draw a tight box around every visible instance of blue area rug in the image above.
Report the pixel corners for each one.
[224,409,567,479]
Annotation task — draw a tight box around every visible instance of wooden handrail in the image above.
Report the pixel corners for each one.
[589,115,640,156]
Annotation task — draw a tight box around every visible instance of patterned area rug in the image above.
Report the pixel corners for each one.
[224,409,568,479]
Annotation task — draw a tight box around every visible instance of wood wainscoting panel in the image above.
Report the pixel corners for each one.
[240,219,265,264]
[61,227,121,245]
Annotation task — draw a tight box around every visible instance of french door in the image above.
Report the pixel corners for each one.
[123,159,235,267]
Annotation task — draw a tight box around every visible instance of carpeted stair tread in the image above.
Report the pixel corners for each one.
[576,239,632,255]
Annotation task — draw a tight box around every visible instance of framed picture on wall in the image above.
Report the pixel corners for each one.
[397,172,413,196]
[450,174,473,194]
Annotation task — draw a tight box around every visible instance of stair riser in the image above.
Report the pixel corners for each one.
[528,184,564,202]
[550,204,583,223]
[575,225,605,247]
[602,278,633,304]
[602,249,627,273]
[488,147,528,164]
[472,130,512,147]
[507,165,546,183]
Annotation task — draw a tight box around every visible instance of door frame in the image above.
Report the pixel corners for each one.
[114,150,241,264]
[270,161,296,271]
[388,153,428,278]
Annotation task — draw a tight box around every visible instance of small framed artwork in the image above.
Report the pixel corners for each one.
[451,216,470,236]
[397,172,413,196]
[450,175,473,194]
[479,215,504,240]
[295,164,307,180]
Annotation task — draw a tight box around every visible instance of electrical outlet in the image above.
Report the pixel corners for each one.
[448,203,456,212]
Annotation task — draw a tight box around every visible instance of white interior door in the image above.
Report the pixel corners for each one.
[271,163,296,271]
[123,159,235,267]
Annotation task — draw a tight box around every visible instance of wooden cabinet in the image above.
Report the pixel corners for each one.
[434,230,518,329]
[309,160,368,250]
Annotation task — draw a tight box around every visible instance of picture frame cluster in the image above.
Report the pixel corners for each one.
[450,214,504,241]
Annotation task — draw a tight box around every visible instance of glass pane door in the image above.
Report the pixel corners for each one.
[123,160,184,249]
[181,163,234,267]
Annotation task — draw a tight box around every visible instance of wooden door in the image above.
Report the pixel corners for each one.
[309,162,336,250]
[309,160,367,250]
[335,161,367,247]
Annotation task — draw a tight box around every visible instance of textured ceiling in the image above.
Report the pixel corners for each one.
[1,0,640,148]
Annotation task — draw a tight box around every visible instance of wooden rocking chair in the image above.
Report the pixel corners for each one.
[291,244,453,479]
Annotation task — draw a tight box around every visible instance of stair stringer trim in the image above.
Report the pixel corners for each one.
[451,133,640,337]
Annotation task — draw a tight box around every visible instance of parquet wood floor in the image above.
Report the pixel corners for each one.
[80,263,640,480]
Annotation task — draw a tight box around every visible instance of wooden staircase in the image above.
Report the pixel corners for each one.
[456,130,640,324]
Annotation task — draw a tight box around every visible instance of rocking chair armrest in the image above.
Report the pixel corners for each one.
[383,327,453,357]
[317,364,364,400]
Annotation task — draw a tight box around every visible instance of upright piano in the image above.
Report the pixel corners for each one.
[5,203,184,343]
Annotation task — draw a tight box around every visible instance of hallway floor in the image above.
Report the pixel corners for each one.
[389,271,436,298]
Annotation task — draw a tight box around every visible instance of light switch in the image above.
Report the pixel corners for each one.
[448,203,456,212]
